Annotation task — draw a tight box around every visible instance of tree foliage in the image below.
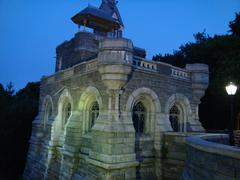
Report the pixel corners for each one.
[0,82,39,179]
[153,14,240,130]
[229,12,240,37]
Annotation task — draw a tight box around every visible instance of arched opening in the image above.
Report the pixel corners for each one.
[58,101,72,146]
[78,87,102,134]
[62,102,71,130]
[166,94,193,132]
[169,104,184,132]
[89,101,99,130]
[132,102,146,135]
[43,102,52,131]
[45,90,73,178]
[126,88,161,180]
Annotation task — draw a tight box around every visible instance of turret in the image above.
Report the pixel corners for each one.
[186,63,209,101]
[98,38,133,90]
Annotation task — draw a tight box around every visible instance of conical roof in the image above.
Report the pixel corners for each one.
[71,5,120,32]
[71,0,123,32]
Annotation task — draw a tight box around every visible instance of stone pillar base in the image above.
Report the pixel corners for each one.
[87,158,138,180]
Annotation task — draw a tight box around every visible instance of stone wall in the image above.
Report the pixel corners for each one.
[183,134,240,180]
[161,133,188,180]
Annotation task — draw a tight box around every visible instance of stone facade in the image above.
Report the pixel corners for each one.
[23,1,209,180]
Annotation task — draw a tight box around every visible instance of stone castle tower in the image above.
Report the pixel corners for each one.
[24,1,209,179]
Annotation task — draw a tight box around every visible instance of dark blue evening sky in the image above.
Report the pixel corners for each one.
[0,0,239,90]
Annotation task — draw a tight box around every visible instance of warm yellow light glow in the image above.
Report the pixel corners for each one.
[226,82,238,95]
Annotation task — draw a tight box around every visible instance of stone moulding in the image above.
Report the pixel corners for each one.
[186,134,240,159]
[87,158,139,170]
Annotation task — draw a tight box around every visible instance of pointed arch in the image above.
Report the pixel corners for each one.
[49,89,74,146]
[78,86,102,133]
[41,95,54,131]
[165,93,192,132]
[126,87,161,135]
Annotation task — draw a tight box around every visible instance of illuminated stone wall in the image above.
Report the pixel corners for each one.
[23,38,209,180]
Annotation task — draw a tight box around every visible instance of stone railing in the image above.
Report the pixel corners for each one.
[171,68,190,80]
[234,130,240,147]
[42,59,98,84]
[183,134,240,180]
[86,60,98,72]
[43,58,192,84]
[132,58,157,71]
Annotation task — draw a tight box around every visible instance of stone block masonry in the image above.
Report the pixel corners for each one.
[183,134,240,180]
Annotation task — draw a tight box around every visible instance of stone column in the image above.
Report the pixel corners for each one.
[186,63,209,131]
[87,38,138,179]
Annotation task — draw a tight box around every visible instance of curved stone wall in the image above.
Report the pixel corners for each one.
[183,134,240,180]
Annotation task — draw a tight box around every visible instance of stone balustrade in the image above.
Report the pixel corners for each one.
[86,60,98,71]
[42,58,195,85]
[234,130,240,147]
[132,58,157,71]
[42,59,98,84]
[171,68,190,80]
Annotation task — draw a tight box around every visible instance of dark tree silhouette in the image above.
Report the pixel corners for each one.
[229,12,240,37]
[0,82,40,179]
[5,82,14,96]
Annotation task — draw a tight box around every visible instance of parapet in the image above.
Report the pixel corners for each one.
[55,32,146,72]
[55,32,101,72]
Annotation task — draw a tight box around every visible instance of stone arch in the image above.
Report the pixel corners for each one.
[41,95,54,131]
[165,93,192,132]
[126,87,161,135]
[51,89,73,146]
[78,86,102,134]
[41,95,54,112]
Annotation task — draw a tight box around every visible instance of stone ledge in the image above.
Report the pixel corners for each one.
[87,158,139,170]
[186,134,240,160]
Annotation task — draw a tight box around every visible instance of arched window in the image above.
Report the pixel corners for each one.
[169,105,183,132]
[62,102,71,129]
[132,102,146,134]
[43,102,52,130]
[89,101,99,130]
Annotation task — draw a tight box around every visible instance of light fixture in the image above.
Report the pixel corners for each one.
[225,82,238,145]
[226,82,238,95]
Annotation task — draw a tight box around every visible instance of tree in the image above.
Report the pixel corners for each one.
[5,82,14,96]
[193,30,209,44]
[229,12,240,37]
[0,81,40,179]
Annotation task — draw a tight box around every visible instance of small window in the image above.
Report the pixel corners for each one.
[89,101,99,129]
[43,102,52,130]
[63,102,71,129]
[169,105,181,132]
[132,102,146,134]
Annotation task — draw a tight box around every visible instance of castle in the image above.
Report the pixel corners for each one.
[24,0,209,179]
